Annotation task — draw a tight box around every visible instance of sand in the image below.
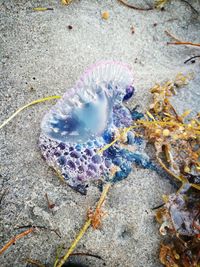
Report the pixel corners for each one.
[0,1,200,266]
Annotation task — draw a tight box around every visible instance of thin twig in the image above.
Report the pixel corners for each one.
[118,0,153,11]
[56,183,111,267]
[25,258,46,267]
[0,227,35,255]
[165,30,182,42]
[181,0,198,15]
[167,41,200,47]
[184,55,200,64]
[14,225,61,238]
[0,95,61,130]
[70,252,103,260]
[151,203,165,210]
[165,30,200,48]
[45,193,56,210]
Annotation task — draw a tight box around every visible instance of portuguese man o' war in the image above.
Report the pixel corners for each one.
[39,61,154,194]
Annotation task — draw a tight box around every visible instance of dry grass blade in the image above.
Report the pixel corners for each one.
[118,0,153,11]
[184,55,200,64]
[155,0,170,9]
[25,258,46,267]
[33,7,53,11]
[165,30,200,48]
[61,0,73,5]
[0,95,61,130]
[167,41,200,47]
[55,183,111,267]
[0,227,35,255]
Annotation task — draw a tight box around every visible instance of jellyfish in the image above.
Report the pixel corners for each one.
[39,61,153,194]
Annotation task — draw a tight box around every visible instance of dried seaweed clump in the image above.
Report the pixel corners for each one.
[156,190,200,267]
[135,73,200,191]
[132,74,200,267]
[155,0,170,9]
[133,73,200,266]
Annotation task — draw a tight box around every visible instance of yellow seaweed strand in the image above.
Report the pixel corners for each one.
[56,183,111,267]
[98,125,138,154]
[0,95,61,130]
[97,137,120,154]
[33,7,53,11]
[61,0,73,5]
[146,110,156,121]
[157,156,188,184]
[56,219,91,267]
[157,156,200,191]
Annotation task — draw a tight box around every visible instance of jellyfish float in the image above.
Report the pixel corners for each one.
[39,61,153,194]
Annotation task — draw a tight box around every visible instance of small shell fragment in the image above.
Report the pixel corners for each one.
[102,11,109,20]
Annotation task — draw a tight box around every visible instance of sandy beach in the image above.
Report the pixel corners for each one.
[0,1,200,266]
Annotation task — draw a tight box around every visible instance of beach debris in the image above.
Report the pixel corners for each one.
[14,225,61,239]
[39,61,153,195]
[1,59,199,267]
[0,96,61,130]
[45,193,56,210]
[134,73,200,191]
[137,74,200,266]
[0,227,35,255]
[87,206,107,229]
[130,26,135,34]
[165,30,200,48]
[155,0,198,13]
[61,0,73,5]
[55,184,111,267]
[69,252,103,260]
[33,7,54,11]
[102,11,109,20]
[68,25,73,30]
[166,29,200,65]
[184,55,200,64]
[118,0,153,10]
[181,0,199,15]
[157,190,200,267]
[155,0,170,9]
[25,258,46,267]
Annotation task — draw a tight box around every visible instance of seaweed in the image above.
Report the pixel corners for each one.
[134,75,200,266]
[0,66,199,266]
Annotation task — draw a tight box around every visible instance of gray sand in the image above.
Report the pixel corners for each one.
[0,1,200,266]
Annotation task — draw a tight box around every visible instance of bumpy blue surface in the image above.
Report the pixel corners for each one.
[39,62,152,194]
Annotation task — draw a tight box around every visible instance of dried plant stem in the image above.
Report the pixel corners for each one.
[0,95,61,130]
[33,7,53,11]
[165,30,200,48]
[56,183,111,267]
[118,0,153,11]
[165,30,182,42]
[184,55,200,64]
[25,258,46,267]
[181,0,198,15]
[167,42,200,47]
[98,125,138,154]
[156,156,186,183]
[70,252,102,260]
[61,0,73,5]
[0,227,35,255]
[137,120,200,133]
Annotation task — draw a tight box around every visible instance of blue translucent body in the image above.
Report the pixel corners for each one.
[39,62,154,194]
